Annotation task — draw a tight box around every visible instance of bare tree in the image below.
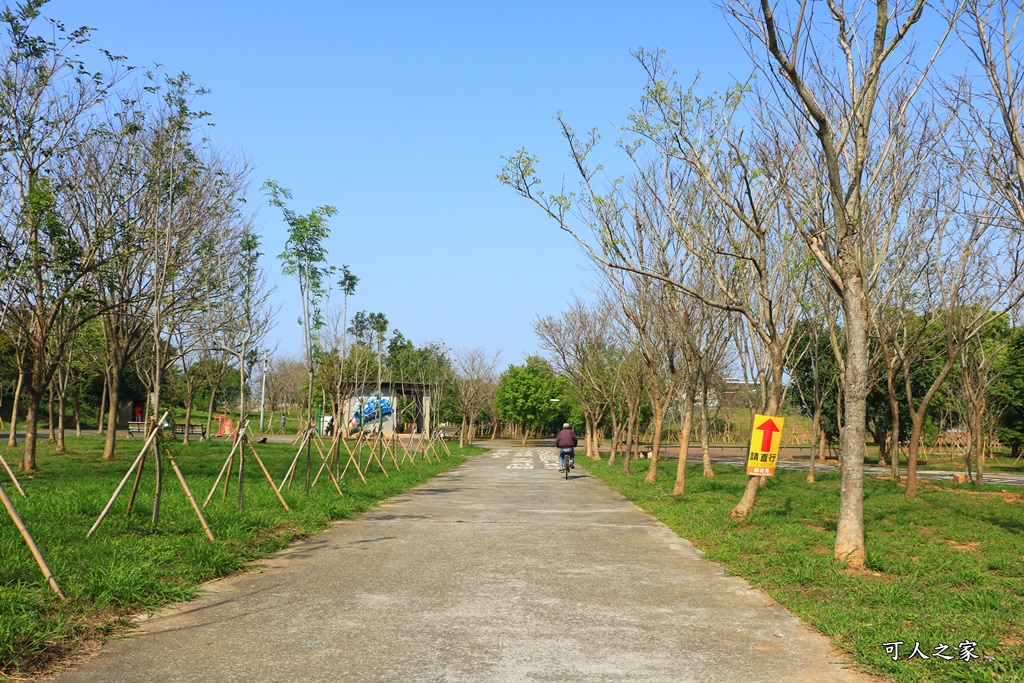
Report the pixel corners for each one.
[722,0,944,566]
[0,5,123,471]
[956,317,1011,484]
[952,0,1024,230]
[209,230,276,429]
[453,348,500,447]
[535,298,617,459]
[501,59,808,509]
[318,266,358,433]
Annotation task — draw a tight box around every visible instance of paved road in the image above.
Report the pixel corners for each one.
[54,447,872,683]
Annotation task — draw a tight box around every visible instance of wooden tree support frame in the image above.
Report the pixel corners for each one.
[280,425,314,491]
[401,431,434,466]
[306,435,344,495]
[88,412,214,541]
[375,431,402,473]
[369,432,392,476]
[204,422,290,511]
[349,430,389,478]
[422,430,453,461]
[338,433,367,483]
[1,481,64,598]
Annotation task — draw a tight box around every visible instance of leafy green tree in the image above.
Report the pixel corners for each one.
[495,357,569,444]
[0,2,123,470]
[265,180,337,425]
[991,328,1024,460]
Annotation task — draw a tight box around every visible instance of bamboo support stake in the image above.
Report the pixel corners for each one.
[385,432,402,471]
[124,453,146,518]
[203,431,245,507]
[311,435,336,487]
[405,435,415,465]
[310,435,344,495]
[350,431,368,471]
[438,434,453,457]
[167,454,215,541]
[246,440,290,511]
[1,481,64,599]
[0,452,26,497]
[280,428,312,491]
[87,412,167,538]
[339,435,367,483]
[368,433,389,477]
[423,433,437,463]
[421,433,437,463]
[377,431,399,472]
[415,432,431,463]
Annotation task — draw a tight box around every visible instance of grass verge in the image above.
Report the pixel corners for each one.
[578,455,1024,683]
[0,435,479,680]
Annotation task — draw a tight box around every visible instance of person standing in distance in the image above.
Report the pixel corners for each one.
[555,422,577,472]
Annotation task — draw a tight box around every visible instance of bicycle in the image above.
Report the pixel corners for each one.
[559,447,575,479]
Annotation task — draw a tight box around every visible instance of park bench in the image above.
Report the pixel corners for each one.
[174,423,206,441]
[126,421,148,437]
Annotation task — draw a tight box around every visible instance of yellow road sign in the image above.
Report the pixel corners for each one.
[747,414,784,477]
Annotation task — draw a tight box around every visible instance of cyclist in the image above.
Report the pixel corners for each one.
[555,422,577,472]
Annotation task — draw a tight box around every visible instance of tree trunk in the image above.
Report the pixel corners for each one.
[905,413,927,497]
[7,370,22,447]
[623,412,636,475]
[47,386,55,442]
[183,402,194,446]
[731,342,784,518]
[672,377,697,495]
[103,376,121,462]
[888,376,900,482]
[608,410,620,467]
[974,407,985,486]
[903,353,958,497]
[72,379,82,438]
[645,398,667,484]
[808,399,822,483]
[700,379,713,478]
[205,389,218,443]
[21,395,39,472]
[834,278,868,568]
[96,374,106,436]
[56,389,66,452]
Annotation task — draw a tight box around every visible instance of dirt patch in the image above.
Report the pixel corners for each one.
[946,540,980,552]
[951,489,1024,504]
[895,480,1023,503]
[2,610,135,682]
[999,634,1022,647]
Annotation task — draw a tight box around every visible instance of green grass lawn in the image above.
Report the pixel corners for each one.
[0,434,480,680]
[579,455,1024,683]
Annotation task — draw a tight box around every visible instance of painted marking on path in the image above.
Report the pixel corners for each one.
[506,452,535,470]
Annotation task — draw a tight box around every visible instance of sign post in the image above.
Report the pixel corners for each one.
[747,414,785,477]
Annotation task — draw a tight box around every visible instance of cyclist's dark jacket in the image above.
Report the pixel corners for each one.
[555,429,578,449]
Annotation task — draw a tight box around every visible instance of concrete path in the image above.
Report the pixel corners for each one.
[54,447,874,683]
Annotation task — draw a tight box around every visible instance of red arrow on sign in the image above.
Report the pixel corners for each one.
[755,418,780,452]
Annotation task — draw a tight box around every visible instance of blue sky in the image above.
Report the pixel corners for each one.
[46,0,752,368]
